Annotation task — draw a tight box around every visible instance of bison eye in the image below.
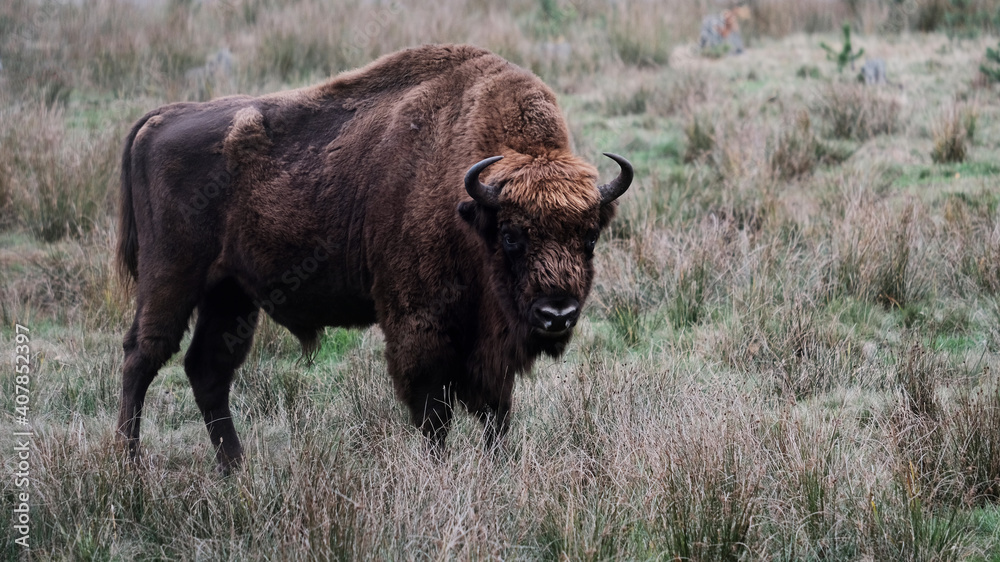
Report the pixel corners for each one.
[501,229,524,255]
[584,231,599,255]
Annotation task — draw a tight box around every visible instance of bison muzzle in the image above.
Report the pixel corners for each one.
[115,44,632,471]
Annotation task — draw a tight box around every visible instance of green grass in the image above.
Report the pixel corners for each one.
[314,328,364,365]
[893,162,1000,189]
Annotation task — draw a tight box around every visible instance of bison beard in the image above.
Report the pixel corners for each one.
[115,44,632,471]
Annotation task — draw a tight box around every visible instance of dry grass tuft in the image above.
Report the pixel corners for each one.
[931,102,977,164]
[0,103,122,241]
[951,375,1000,504]
[812,82,902,142]
[683,112,716,164]
[826,183,928,311]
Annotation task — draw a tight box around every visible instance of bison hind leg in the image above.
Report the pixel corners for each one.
[117,291,198,464]
[184,278,258,473]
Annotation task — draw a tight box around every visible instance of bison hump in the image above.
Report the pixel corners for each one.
[224,106,272,167]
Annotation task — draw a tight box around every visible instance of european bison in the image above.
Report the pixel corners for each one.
[116,44,632,470]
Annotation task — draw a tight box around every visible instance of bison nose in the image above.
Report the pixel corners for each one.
[531,297,580,334]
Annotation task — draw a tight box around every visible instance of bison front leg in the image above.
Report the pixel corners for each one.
[475,401,511,453]
[384,329,458,454]
[409,382,455,455]
[471,368,514,453]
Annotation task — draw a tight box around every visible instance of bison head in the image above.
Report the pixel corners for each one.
[458,151,633,355]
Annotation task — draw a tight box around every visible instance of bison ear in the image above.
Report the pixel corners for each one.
[457,200,498,239]
[458,200,478,225]
[598,200,617,230]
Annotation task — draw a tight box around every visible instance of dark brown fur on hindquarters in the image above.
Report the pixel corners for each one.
[115,44,633,469]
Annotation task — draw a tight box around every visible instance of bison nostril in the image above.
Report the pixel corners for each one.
[533,298,580,332]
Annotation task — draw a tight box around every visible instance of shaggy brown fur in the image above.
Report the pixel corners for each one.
[115,44,632,469]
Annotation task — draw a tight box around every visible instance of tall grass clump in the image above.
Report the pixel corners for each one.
[594,237,666,348]
[866,470,974,562]
[931,103,976,164]
[829,190,927,311]
[950,378,1000,504]
[912,0,1000,35]
[653,69,713,117]
[769,112,851,180]
[941,190,1000,295]
[606,1,678,67]
[876,343,979,559]
[667,256,709,329]
[749,0,850,37]
[0,104,120,241]
[760,411,865,560]
[623,394,764,561]
[709,117,773,188]
[683,113,716,164]
[871,205,917,310]
[812,82,901,141]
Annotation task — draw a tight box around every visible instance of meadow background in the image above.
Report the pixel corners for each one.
[4,0,1000,559]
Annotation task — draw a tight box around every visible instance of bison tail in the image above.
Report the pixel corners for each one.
[117,111,157,288]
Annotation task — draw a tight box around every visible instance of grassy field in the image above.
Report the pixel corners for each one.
[4,0,1000,559]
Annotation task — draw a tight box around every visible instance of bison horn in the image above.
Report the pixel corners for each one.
[597,153,634,205]
[464,156,504,209]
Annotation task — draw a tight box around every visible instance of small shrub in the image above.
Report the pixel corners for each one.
[980,40,1000,83]
[820,23,865,73]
